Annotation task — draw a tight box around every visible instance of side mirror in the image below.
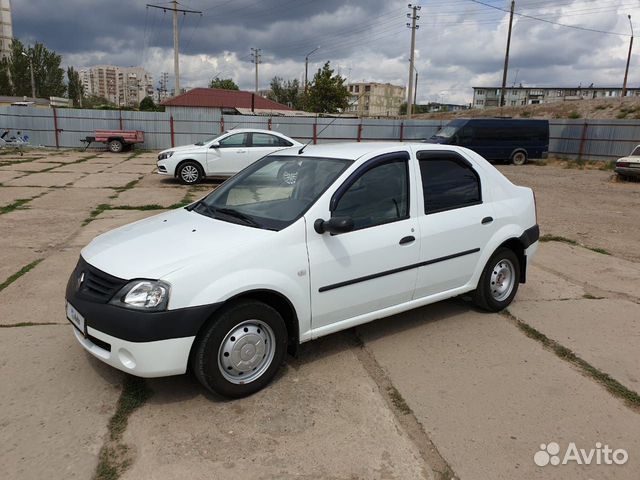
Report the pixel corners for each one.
[314,216,354,235]
[210,141,220,148]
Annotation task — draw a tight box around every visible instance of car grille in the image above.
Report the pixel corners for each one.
[74,256,127,303]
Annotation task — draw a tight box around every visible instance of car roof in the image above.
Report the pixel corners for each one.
[226,128,288,136]
[275,141,465,161]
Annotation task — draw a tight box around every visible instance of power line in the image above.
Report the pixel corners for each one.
[468,0,631,36]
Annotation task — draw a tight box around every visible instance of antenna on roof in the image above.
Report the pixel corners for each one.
[298,88,370,154]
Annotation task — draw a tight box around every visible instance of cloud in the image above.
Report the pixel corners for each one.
[12,0,640,105]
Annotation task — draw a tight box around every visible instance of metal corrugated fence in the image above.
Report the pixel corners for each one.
[2,106,638,160]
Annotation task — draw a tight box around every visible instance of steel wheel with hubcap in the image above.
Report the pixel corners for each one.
[473,247,520,311]
[177,161,203,185]
[192,300,287,398]
[511,151,527,166]
[108,139,123,153]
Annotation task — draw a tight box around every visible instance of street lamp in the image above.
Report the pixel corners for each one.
[21,51,36,101]
[304,46,320,92]
[622,14,634,98]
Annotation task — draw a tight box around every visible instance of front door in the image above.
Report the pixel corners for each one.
[207,132,249,175]
[306,152,420,332]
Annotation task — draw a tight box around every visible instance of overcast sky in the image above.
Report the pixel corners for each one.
[12,0,640,104]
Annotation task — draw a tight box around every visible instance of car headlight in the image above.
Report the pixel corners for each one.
[110,280,170,311]
[158,151,174,160]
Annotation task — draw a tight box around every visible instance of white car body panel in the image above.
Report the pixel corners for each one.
[70,141,539,377]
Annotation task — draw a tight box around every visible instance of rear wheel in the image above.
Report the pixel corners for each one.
[177,161,203,185]
[473,247,520,312]
[192,300,287,398]
[511,151,527,166]
[108,139,124,153]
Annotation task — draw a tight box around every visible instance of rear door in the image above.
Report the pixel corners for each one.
[413,149,495,298]
[206,132,249,175]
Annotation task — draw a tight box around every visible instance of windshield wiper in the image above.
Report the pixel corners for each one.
[213,207,260,227]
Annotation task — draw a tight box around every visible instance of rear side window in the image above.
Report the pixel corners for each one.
[418,151,481,214]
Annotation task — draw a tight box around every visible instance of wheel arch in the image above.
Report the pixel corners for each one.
[496,237,527,283]
[107,136,125,144]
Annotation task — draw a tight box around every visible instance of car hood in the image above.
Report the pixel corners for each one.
[81,208,274,280]
[160,143,207,155]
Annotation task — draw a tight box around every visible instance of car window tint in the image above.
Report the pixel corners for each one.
[419,157,480,213]
[252,133,282,147]
[333,160,408,230]
[219,133,247,147]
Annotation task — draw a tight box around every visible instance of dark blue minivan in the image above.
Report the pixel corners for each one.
[426,118,549,165]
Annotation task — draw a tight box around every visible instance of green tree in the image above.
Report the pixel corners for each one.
[83,94,116,110]
[139,96,158,111]
[209,77,239,90]
[305,62,349,113]
[67,66,84,107]
[267,76,302,109]
[0,39,66,98]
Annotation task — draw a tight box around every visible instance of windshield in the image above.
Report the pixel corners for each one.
[631,146,640,156]
[433,126,459,138]
[191,155,352,230]
[194,134,223,146]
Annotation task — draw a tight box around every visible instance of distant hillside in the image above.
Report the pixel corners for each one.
[413,97,640,121]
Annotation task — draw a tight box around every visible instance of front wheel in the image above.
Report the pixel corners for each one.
[108,139,124,153]
[511,151,527,166]
[177,161,203,185]
[473,247,520,312]
[192,300,288,398]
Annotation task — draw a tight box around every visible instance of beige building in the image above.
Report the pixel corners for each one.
[347,82,405,117]
[79,65,154,108]
[0,0,12,59]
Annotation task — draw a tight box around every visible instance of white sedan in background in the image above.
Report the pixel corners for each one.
[157,128,302,184]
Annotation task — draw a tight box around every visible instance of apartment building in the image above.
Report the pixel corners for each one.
[347,82,406,117]
[472,85,640,109]
[0,0,12,60]
[79,65,154,107]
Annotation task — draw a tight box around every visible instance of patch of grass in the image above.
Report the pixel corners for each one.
[0,322,61,328]
[616,111,628,119]
[82,203,112,226]
[582,293,604,300]
[598,161,616,171]
[113,179,140,194]
[0,198,31,215]
[94,376,150,480]
[112,204,165,211]
[540,234,578,245]
[595,104,607,110]
[586,246,611,255]
[0,157,39,167]
[568,111,581,119]
[519,110,531,118]
[0,259,43,293]
[505,311,640,409]
[387,386,412,415]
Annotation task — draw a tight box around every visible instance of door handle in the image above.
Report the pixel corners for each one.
[399,235,415,245]
[481,216,493,225]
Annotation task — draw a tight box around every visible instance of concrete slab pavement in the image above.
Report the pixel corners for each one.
[72,172,141,189]
[121,335,431,480]
[0,325,122,480]
[115,187,186,208]
[5,171,86,187]
[0,186,49,207]
[358,300,640,480]
[28,187,114,213]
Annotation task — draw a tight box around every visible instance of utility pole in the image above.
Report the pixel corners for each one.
[623,14,634,98]
[251,48,262,93]
[304,46,320,93]
[146,2,202,97]
[406,4,421,116]
[500,0,515,107]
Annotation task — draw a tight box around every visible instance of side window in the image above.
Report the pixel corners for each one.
[251,133,281,147]
[218,133,247,148]
[332,159,409,230]
[418,153,481,214]
[277,137,293,147]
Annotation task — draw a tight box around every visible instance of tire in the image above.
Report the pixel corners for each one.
[177,161,204,185]
[511,151,527,166]
[277,162,299,185]
[473,247,521,312]
[192,300,288,398]
[108,139,124,153]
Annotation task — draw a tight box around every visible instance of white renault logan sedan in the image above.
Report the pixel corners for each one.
[66,142,539,398]
[156,128,302,184]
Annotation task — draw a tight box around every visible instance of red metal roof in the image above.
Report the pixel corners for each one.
[161,88,293,110]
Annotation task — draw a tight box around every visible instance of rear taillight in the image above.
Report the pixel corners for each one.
[532,190,538,223]
[617,162,629,168]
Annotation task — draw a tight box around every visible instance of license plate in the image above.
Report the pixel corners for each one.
[66,302,85,336]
